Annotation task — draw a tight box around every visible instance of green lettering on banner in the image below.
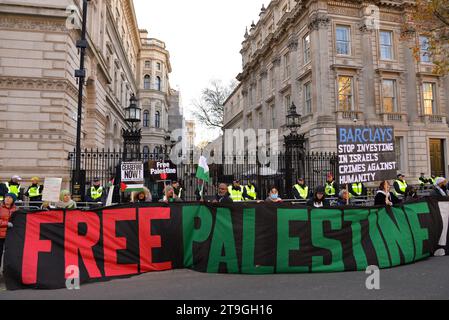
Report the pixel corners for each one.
[207,208,239,273]
[368,209,391,268]
[311,209,345,272]
[378,207,415,266]
[344,209,369,270]
[182,206,213,268]
[242,209,275,274]
[276,209,309,273]
[403,202,431,261]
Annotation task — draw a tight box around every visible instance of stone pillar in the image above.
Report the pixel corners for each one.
[359,25,377,122]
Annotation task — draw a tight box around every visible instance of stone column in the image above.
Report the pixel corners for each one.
[359,24,377,122]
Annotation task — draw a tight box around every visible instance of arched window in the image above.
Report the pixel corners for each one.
[143,111,149,127]
[155,111,161,128]
[156,76,162,91]
[144,75,151,90]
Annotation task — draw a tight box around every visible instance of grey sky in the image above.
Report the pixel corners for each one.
[134,0,270,143]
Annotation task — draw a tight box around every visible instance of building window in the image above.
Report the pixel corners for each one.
[258,111,263,128]
[145,60,151,69]
[284,94,291,114]
[382,79,398,113]
[270,68,275,90]
[143,110,149,127]
[247,114,253,128]
[303,34,311,64]
[271,105,276,128]
[395,137,403,171]
[143,146,150,157]
[420,36,431,63]
[156,76,162,91]
[284,52,290,79]
[155,111,161,128]
[304,82,312,114]
[338,76,354,111]
[157,62,161,71]
[380,31,394,60]
[336,25,351,55]
[143,75,151,90]
[423,82,436,115]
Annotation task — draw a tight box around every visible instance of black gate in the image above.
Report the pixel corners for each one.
[69,149,338,202]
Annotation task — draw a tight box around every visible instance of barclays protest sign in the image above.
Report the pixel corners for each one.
[337,126,397,184]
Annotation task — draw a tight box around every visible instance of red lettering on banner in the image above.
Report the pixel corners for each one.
[103,209,138,277]
[65,211,102,279]
[22,212,64,285]
[138,207,173,272]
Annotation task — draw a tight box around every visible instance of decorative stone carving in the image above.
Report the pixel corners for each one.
[308,13,330,31]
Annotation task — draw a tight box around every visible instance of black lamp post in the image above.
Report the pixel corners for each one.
[284,102,306,198]
[122,94,142,161]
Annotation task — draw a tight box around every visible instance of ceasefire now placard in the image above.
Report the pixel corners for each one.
[337,126,398,184]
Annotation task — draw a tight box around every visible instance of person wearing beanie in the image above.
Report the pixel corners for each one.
[307,186,330,208]
[0,193,17,270]
[430,177,449,197]
[56,190,77,209]
[25,177,44,205]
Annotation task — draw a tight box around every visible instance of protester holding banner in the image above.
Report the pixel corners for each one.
[293,178,310,200]
[56,190,77,209]
[430,177,449,197]
[375,181,401,206]
[161,186,182,203]
[265,188,283,203]
[132,187,152,203]
[213,183,233,204]
[404,185,420,202]
[0,193,17,269]
[337,189,351,206]
[172,181,185,201]
[307,186,330,208]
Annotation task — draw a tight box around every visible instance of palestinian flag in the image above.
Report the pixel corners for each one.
[120,182,144,193]
[196,156,210,183]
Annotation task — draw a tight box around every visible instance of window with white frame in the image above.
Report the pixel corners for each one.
[284,94,291,114]
[337,76,354,111]
[143,75,151,90]
[143,110,149,127]
[423,82,437,115]
[419,36,431,63]
[380,31,394,60]
[382,79,398,113]
[145,60,151,69]
[336,25,351,55]
[304,82,312,114]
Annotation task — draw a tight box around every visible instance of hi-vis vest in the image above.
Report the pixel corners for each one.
[28,185,42,198]
[5,182,21,197]
[90,186,103,201]
[325,181,336,196]
[294,184,309,200]
[228,186,244,202]
[244,185,257,200]
[394,180,408,195]
[352,183,363,196]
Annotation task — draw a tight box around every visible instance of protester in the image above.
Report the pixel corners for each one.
[348,181,367,198]
[132,187,152,203]
[404,185,420,202]
[243,181,258,201]
[325,173,339,198]
[25,177,44,205]
[375,181,401,206]
[265,188,283,203]
[336,189,351,206]
[307,186,330,208]
[228,180,244,202]
[393,174,408,198]
[293,178,310,200]
[0,193,17,270]
[213,183,233,204]
[161,186,181,203]
[172,181,184,201]
[56,190,77,209]
[430,177,449,197]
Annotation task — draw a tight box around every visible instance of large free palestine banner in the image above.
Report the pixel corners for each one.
[4,199,449,290]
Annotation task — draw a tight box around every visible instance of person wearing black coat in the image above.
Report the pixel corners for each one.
[307,186,330,208]
[374,181,401,206]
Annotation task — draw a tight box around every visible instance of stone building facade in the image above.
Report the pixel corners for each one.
[223,0,449,181]
[0,0,181,188]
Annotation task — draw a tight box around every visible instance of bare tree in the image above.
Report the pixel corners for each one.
[192,80,237,129]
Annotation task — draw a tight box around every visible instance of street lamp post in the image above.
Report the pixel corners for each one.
[73,0,90,202]
[284,102,306,198]
[122,94,142,161]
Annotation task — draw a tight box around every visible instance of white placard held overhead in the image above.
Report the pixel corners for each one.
[42,178,63,203]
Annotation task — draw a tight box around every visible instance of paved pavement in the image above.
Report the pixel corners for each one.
[1,256,448,300]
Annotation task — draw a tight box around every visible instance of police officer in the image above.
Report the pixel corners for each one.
[0,176,23,202]
[25,177,44,204]
[87,178,105,204]
[393,174,408,198]
[325,173,339,198]
[243,181,258,201]
[293,178,310,200]
[419,173,430,189]
[228,180,244,202]
[348,181,367,198]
